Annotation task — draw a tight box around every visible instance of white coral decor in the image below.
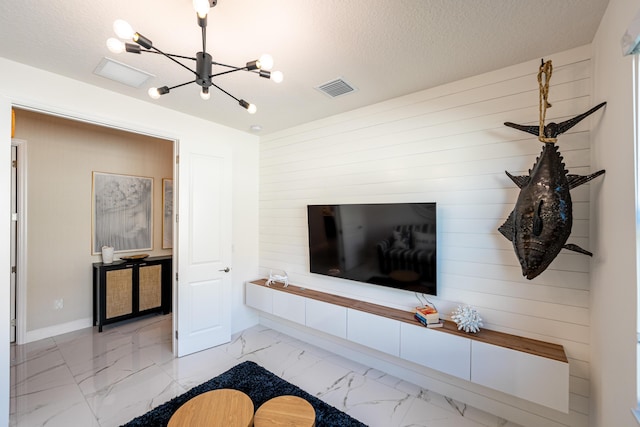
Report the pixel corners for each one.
[451,305,483,333]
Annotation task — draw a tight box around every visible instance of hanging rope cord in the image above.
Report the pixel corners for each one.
[537,60,557,143]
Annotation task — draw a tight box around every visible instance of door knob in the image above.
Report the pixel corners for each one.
[219,267,231,273]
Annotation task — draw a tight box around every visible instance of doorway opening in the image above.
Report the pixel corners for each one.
[10,107,175,347]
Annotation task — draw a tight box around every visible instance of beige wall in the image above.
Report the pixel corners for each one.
[13,109,173,334]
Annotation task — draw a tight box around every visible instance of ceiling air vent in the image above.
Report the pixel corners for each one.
[315,77,357,98]
[94,57,155,88]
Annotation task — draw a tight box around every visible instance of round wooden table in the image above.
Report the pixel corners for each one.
[254,395,316,427]
[168,388,254,427]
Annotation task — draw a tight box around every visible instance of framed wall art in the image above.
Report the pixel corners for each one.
[162,178,173,249]
[92,172,153,254]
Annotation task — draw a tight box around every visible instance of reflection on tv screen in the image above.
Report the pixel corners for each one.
[307,203,437,296]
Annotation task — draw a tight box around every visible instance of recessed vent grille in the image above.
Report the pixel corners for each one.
[315,78,357,98]
[94,57,155,88]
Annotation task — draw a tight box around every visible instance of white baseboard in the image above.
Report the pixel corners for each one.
[24,317,93,343]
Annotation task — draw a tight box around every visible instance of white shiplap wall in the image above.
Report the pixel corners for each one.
[259,45,598,427]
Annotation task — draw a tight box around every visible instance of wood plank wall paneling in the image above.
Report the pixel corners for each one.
[259,46,596,427]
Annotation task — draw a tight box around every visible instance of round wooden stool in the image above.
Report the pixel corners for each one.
[254,395,316,427]
[168,388,254,427]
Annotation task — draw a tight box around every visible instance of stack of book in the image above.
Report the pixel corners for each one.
[414,306,444,328]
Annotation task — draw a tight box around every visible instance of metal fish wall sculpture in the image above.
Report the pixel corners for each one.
[498,60,606,280]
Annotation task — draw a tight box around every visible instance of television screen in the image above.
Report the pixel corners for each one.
[307,203,437,295]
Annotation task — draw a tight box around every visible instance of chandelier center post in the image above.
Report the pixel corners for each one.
[196,52,212,87]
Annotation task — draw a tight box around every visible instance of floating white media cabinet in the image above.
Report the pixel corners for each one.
[245,279,569,413]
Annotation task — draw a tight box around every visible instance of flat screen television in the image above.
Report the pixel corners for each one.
[307,203,437,295]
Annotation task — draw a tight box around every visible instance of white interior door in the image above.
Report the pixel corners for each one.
[175,138,232,357]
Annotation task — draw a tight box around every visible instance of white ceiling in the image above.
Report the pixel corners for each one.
[0,1,610,135]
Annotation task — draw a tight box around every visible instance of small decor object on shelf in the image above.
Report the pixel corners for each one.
[101,246,114,264]
[414,314,444,328]
[426,320,444,328]
[266,270,289,287]
[451,305,483,333]
[414,305,439,324]
[120,254,150,261]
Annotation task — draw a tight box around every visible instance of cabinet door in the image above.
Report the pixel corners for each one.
[348,309,400,356]
[139,264,162,311]
[400,322,470,380]
[105,268,133,319]
[245,283,273,313]
[273,291,305,325]
[306,299,346,339]
[471,340,569,412]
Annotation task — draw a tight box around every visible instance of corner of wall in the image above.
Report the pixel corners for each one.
[590,0,640,426]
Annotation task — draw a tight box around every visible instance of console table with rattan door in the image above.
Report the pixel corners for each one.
[93,255,172,331]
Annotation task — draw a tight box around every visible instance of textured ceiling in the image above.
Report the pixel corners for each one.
[0,1,609,135]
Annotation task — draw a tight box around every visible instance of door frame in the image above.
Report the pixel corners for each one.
[9,104,178,351]
[11,138,26,344]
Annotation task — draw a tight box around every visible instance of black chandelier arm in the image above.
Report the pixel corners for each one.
[210,61,266,76]
[147,45,198,77]
[211,82,240,103]
[132,50,255,74]
[138,50,198,62]
[211,61,247,70]
[167,80,198,91]
[209,66,251,79]
[137,56,259,80]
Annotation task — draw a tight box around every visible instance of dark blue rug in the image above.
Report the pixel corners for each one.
[121,360,367,426]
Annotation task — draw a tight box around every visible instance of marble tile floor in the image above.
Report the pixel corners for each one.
[10,314,520,427]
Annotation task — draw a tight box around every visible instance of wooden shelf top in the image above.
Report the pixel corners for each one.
[249,279,567,363]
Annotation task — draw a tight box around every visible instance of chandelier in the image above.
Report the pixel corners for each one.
[106,0,283,114]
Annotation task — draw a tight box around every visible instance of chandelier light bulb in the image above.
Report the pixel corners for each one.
[271,70,284,83]
[258,54,274,71]
[200,87,211,100]
[247,103,257,114]
[113,19,134,40]
[193,0,210,18]
[148,87,161,99]
[106,38,125,54]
